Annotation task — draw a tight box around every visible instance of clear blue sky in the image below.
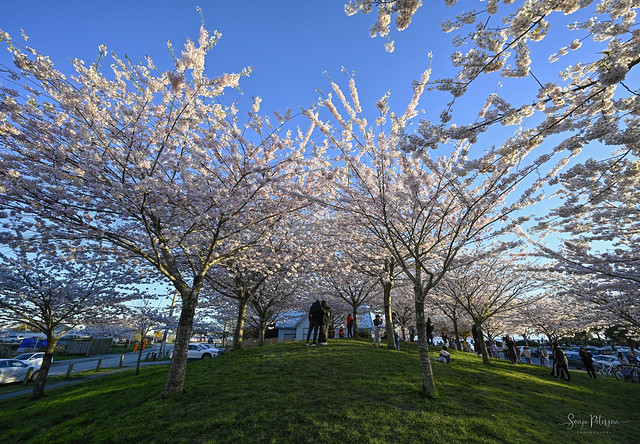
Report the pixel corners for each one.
[1,1,456,118]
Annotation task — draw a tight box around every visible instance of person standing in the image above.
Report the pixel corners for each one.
[491,341,499,359]
[538,346,550,367]
[579,347,597,379]
[318,300,332,345]
[426,318,435,346]
[372,314,383,347]
[346,314,354,338]
[305,300,322,346]
[392,312,404,351]
[522,347,533,364]
[505,335,518,365]
[553,344,572,382]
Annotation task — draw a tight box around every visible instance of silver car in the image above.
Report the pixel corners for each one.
[13,352,50,366]
[0,359,40,384]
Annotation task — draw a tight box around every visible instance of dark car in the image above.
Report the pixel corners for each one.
[563,351,584,368]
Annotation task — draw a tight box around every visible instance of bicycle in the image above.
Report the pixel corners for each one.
[594,362,616,378]
[614,365,639,383]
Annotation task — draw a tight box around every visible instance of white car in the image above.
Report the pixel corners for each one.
[169,343,219,360]
[13,352,50,366]
[0,359,40,384]
[592,355,621,367]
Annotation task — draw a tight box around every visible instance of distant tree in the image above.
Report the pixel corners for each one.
[434,249,537,364]
[0,231,143,400]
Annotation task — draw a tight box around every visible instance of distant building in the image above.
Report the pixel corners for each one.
[275,309,375,342]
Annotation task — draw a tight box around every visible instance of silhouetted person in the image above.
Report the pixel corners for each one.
[306,300,322,346]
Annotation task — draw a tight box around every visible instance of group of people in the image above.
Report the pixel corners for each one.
[305,300,332,346]
[372,312,405,350]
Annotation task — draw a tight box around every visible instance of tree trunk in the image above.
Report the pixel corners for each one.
[476,323,491,365]
[161,290,198,398]
[415,294,437,399]
[382,280,394,349]
[259,318,266,346]
[232,296,249,351]
[30,337,57,400]
[351,304,358,338]
[136,329,147,376]
[452,313,461,351]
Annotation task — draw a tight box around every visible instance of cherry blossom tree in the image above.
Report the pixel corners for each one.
[534,159,640,331]
[0,229,145,400]
[308,69,553,397]
[246,275,298,346]
[517,289,597,344]
[431,290,470,350]
[0,27,313,397]
[434,249,538,364]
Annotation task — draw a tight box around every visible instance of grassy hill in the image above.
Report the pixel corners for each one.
[1,339,637,443]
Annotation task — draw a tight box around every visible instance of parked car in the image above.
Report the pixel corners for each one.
[0,359,40,384]
[169,343,218,360]
[13,352,50,366]
[562,351,584,368]
[199,344,223,356]
[592,355,621,367]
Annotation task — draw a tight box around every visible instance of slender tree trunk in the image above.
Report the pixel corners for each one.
[30,336,57,400]
[351,304,358,338]
[232,296,249,351]
[452,313,461,351]
[476,323,491,365]
[415,294,437,398]
[161,288,199,398]
[136,336,144,376]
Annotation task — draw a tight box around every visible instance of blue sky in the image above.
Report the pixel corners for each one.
[1,0,457,119]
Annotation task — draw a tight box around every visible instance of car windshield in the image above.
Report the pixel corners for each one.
[13,353,32,360]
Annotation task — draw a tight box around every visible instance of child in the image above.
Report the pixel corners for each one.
[435,346,451,364]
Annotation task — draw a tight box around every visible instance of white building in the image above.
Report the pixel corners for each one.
[275,310,375,342]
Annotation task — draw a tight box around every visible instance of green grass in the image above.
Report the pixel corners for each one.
[1,340,637,443]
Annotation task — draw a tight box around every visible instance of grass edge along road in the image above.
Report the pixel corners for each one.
[1,340,637,443]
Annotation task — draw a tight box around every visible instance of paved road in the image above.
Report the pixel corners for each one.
[46,344,173,376]
[1,344,174,400]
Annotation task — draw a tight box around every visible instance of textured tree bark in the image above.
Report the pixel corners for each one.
[30,338,57,401]
[161,292,197,398]
[415,296,438,399]
[476,323,491,365]
[232,296,249,351]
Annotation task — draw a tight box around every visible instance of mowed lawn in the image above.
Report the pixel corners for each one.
[1,340,637,443]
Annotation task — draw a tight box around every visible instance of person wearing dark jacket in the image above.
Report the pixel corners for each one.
[553,344,572,382]
[579,347,597,379]
[505,335,518,364]
[306,300,322,346]
[317,300,332,345]
[426,318,435,345]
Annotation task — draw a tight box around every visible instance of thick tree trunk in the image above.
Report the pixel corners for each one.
[415,295,437,399]
[161,289,198,398]
[259,319,266,346]
[382,280,394,349]
[232,296,249,351]
[30,337,57,400]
